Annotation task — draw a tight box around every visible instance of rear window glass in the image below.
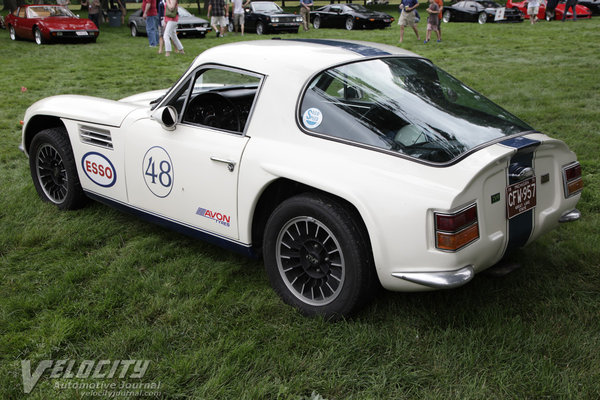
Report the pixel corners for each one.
[299,57,532,164]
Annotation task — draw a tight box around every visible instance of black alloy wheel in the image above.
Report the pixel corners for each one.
[29,128,86,210]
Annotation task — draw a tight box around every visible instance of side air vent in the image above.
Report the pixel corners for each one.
[79,126,113,150]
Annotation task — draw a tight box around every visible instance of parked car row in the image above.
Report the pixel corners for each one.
[4,0,595,44]
[4,1,398,45]
[442,0,593,24]
[506,0,592,21]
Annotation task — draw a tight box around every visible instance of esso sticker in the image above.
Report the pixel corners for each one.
[82,152,117,187]
[302,108,323,129]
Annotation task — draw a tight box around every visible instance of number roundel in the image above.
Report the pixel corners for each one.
[143,146,174,198]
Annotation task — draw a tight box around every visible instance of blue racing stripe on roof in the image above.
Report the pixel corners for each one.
[285,39,392,57]
[500,136,540,150]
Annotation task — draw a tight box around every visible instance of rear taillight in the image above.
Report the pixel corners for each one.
[562,162,583,198]
[435,204,479,252]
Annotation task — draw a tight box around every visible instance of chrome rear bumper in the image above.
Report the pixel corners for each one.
[559,209,581,223]
[391,265,474,289]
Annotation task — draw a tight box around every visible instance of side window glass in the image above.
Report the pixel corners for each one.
[179,68,261,134]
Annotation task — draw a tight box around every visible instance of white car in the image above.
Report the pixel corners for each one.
[20,40,582,318]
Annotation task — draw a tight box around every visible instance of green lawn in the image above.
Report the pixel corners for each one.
[1,11,599,399]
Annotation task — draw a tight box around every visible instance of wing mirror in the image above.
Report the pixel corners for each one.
[151,106,178,131]
[345,85,363,100]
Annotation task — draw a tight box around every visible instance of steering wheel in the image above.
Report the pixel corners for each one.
[184,92,241,132]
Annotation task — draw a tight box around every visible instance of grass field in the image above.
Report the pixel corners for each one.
[1,7,599,399]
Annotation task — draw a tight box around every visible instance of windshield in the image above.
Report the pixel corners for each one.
[253,2,283,13]
[299,57,532,164]
[479,1,501,7]
[177,7,193,17]
[346,4,369,12]
[28,6,75,18]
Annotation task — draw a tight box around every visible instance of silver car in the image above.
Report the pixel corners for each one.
[128,6,211,38]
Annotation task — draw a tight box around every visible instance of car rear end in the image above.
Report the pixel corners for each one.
[370,133,582,292]
[295,50,582,292]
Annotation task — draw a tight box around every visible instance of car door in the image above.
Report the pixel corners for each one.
[329,5,346,27]
[14,7,33,39]
[244,7,257,31]
[454,1,471,20]
[315,6,331,27]
[124,66,262,240]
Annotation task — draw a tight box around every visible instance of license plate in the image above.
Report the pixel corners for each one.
[76,31,88,36]
[506,177,536,219]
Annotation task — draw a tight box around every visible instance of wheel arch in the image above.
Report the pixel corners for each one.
[23,115,66,156]
[250,178,373,261]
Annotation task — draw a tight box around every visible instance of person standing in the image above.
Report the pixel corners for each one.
[398,0,420,43]
[82,0,101,28]
[546,0,558,20]
[157,0,165,54]
[231,0,250,35]
[434,0,443,41]
[163,0,184,56]
[424,0,440,43]
[208,0,229,38]
[142,0,159,47]
[527,0,541,24]
[562,0,577,21]
[300,0,313,32]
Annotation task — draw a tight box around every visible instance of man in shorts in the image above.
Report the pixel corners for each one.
[208,0,229,37]
[527,0,541,24]
[231,0,250,35]
[398,0,420,43]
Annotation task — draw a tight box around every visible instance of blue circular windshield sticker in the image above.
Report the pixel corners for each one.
[303,108,323,129]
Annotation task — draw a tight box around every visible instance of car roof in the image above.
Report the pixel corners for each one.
[193,39,419,79]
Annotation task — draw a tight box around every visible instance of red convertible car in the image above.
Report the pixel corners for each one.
[6,4,99,45]
[506,0,592,20]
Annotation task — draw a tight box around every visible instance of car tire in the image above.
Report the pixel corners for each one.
[33,26,44,45]
[29,128,87,210]
[9,25,17,41]
[263,193,377,319]
[478,11,488,24]
[313,15,321,29]
[442,10,451,22]
[130,24,138,37]
[256,21,265,35]
[545,9,555,20]
[345,16,354,30]
[228,20,234,32]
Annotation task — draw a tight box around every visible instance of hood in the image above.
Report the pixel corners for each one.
[119,89,168,107]
[178,15,208,24]
[43,17,97,30]
[25,95,139,128]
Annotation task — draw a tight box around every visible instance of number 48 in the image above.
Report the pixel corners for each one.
[145,156,172,188]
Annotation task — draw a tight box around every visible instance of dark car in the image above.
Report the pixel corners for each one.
[128,6,210,38]
[310,4,394,30]
[568,0,600,14]
[443,0,524,23]
[231,1,302,35]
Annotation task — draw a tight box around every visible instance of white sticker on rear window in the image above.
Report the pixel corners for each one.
[302,108,323,129]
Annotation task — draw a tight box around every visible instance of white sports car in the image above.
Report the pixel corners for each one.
[20,39,582,318]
